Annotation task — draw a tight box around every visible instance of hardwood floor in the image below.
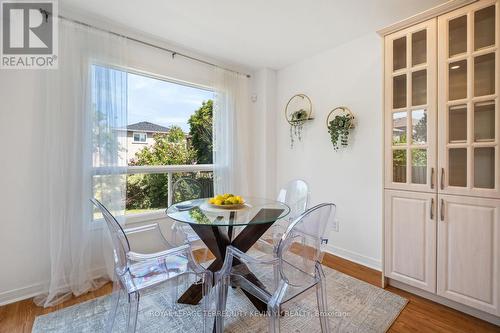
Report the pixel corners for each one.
[1,252,499,333]
[322,255,500,333]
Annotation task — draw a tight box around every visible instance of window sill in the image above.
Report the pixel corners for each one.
[91,209,168,230]
[125,209,167,224]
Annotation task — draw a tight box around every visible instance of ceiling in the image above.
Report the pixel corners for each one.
[61,0,446,70]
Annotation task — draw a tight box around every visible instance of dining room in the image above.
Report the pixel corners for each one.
[1,0,500,332]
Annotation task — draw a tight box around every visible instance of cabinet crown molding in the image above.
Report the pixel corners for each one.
[377,0,477,36]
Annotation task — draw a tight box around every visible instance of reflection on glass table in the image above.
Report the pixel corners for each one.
[166,197,290,316]
[167,197,290,227]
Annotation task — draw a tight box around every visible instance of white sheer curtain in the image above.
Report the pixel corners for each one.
[213,68,251,195]
[34,20,127,307]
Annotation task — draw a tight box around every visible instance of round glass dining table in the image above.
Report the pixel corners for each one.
[166,197,290,227]
[166,197,290,312]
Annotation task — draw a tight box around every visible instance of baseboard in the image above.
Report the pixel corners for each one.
[388,279,500,326]
[0,267,109,307]
[325,244,381,271]
[0,282,46,306]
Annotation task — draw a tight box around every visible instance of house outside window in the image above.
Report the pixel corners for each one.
[128,122,170,157]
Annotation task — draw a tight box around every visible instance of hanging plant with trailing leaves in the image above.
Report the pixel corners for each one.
[327,112,354,151]
[285,94,313,148]
[289,109,309,147]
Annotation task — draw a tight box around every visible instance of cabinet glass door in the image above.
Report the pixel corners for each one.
[438,1,499,198]
[385,19,436,192]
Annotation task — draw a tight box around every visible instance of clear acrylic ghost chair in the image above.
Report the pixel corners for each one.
[170,177,211,264]
[259,179,310,249]
[91,199,212,333]
[216,203,336,333]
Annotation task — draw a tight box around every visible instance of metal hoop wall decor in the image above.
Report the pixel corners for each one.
[285,93,313,148]
[325,106,354,128]
[326,106,355,151]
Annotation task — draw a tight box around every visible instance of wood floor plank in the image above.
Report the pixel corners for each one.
[0,252,498,332]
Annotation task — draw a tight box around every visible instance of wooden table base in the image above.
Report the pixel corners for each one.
[177,219,276,313]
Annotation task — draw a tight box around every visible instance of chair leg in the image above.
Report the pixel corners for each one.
[172,277,180,310]
[316,277,330,333]
[106,280,122,333]
[267,304,280,333]
[267,281,287,333]
[300,235,309,268]
[215,275,230,333]
[201,273,212,333]
[273,265,280,290]
[171,222,180,246]
[126,292,140,333]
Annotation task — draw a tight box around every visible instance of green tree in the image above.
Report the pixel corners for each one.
[166,126,185,143]
[127,126,196,210]
[188,100,213,164]
[413,113,427,144]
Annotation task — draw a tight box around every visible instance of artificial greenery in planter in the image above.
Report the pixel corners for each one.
[285,94,313,148]
[327,114,354,151]
[289,109,309,147]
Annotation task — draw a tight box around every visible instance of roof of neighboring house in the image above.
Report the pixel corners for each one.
[127,122,170,133]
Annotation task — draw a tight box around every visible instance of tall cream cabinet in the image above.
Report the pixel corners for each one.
[383,0,500,322]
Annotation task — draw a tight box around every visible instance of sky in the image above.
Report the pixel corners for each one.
[127,72,214,132]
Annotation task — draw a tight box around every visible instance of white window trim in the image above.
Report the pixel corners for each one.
[91,63,215,228]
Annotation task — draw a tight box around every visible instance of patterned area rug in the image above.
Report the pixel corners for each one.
[32,263,406,333]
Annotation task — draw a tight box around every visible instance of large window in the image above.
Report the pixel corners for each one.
[92,65,215,217]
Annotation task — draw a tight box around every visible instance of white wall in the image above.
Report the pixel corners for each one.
[0,71,51,304]
[248,68,278,199]
[275,33,383,269]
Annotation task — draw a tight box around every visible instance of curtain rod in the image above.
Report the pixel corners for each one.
[54,13,252,78]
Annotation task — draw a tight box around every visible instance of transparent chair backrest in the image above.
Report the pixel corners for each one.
[172,177,203,205]
[277,203,336,286]
[91,199,130,276]
[277,179,309,221]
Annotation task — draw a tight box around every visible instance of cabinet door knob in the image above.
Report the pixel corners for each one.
[430,198,434,220]
[440,199,445,221]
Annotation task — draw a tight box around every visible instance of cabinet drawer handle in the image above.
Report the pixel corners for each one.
[430,168,435,189]
[440,199,445,221]
[440,168,445,190]
[430,198,434,220]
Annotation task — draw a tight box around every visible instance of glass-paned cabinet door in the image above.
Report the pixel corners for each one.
[438,0,499,198]
[385,19,437,192]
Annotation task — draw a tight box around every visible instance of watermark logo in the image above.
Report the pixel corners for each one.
[1,0,58,69]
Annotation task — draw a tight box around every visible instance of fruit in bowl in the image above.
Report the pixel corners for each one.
[208,194,245,208]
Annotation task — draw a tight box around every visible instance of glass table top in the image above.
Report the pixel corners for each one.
[166,197,290,226]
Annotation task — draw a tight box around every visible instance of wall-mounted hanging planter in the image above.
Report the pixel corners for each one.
[285,93,314,148]
[326,106,355,151]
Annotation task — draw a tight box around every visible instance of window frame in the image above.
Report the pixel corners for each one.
[132,131,147,143]
[91,62,215,225]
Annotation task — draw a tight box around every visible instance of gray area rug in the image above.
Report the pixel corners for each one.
[32,262,407,333]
